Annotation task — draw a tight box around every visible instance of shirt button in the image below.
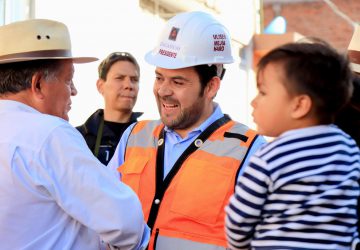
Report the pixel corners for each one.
[154,199,160,204]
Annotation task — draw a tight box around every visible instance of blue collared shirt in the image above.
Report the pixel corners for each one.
[108,104,266,180]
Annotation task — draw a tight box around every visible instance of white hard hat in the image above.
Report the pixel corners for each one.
[348,25,360,73]
[145,11,234,69]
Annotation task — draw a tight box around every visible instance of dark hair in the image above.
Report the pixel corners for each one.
[193,64,219,96]
[0,59,63,95]
[257,40,353,124]
[98,52,140,80]
[335,75,360,146]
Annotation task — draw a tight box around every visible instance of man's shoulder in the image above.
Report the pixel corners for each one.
[34,112,71,129]
[12,112,76,149]
[130,112,144,122]
[76,109,104,136]
[133,119,163,127]
[227,120,259,137]
[129,119,163,137]
[230,121,253,131]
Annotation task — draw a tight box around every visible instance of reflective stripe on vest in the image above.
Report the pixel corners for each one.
[120,118,258,250]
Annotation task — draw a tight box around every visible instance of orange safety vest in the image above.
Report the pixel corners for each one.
[119,115,258,250]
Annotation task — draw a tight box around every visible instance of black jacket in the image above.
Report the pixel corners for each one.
[76,109,142,165]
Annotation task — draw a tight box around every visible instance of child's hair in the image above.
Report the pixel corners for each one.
[257,39,353,124]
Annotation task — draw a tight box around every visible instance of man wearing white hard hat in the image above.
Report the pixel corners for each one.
[108,11,266,249]
[0,19,149,249]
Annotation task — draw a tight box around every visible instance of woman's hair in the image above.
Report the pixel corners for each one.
[257,39,353,124]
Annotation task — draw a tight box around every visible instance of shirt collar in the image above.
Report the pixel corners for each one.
[0,100,40,114]
[164,102,224,137]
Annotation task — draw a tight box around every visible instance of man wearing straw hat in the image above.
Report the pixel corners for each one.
[0,19,149,249]
[108,11,265,250]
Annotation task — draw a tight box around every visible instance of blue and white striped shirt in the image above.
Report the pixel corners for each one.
[225,125,360,250]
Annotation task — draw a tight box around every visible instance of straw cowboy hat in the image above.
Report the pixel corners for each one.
[0,19,97,64]
[348,25,360,73]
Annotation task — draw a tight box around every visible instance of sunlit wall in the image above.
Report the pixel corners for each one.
[33,0,259,129]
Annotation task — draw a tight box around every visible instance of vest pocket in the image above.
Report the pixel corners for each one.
[170,158,233,224]
[120,158,148,194]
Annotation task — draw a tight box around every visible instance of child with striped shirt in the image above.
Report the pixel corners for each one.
[225,40,360,250]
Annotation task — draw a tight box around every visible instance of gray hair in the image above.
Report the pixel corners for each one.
[0,59,64,94]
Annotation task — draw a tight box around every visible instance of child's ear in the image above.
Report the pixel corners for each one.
[291,94,312,119]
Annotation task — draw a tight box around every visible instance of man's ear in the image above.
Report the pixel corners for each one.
[30,73,45,99]
[96,79,104,95]
[206,76,220,100]
[291,94,312,119]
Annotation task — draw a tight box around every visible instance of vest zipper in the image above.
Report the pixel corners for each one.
[147,115,232,230]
